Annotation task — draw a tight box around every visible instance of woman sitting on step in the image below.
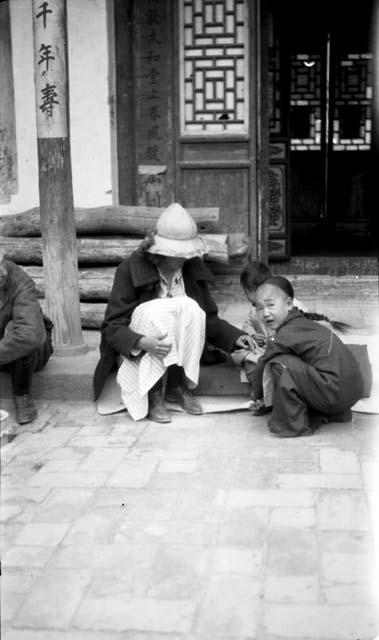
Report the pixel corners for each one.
[93,203,254,423]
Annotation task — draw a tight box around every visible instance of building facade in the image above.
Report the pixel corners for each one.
[1,0,377,261]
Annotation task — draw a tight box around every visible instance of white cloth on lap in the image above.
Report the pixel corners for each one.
[117,296,205,420]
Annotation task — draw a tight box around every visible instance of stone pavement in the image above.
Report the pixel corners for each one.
[1,286,379,640]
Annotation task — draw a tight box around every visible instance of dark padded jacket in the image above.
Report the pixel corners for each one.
[93,251,244,399]
[252,308,364,407]
[0,260,47,366]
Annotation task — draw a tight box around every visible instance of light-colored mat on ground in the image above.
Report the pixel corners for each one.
[96,372,251,416]
[96,334,379,416]
[344,334,379,414]
[0,409,9,422]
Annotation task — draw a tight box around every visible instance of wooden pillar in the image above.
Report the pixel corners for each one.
[248,0,270,263]
[32,0,85,354]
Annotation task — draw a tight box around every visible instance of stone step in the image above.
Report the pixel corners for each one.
[213,274,378,304]
[271,255,378,276]
[0,337,372,402]
[0,350,249,402]
[1,279,376,404]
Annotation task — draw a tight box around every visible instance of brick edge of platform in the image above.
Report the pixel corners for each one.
[0,353,250,401]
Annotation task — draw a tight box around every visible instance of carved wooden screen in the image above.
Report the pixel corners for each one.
[333,53,372,151]
[179,0,249,135]
[177,0,264,263]
[290,52,372,152]
[268,13,289,259]
[290,54,322,151]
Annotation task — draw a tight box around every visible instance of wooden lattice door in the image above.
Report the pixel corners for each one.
[269,0,377,254]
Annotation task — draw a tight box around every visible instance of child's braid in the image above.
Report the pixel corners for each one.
[303,311,330,323]
[299,310,353,334]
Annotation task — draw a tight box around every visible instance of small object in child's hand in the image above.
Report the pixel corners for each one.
[236,334,258,352]
[254,333,267,347]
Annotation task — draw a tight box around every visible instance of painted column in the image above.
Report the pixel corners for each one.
[32,0,85,354]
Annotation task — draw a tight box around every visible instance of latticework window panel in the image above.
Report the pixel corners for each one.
[290,52,372,151]
[180,0,248,134]
[290,54,322,151]
[332,53,372,151]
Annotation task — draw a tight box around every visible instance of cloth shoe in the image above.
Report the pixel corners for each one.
[14,395,38,425]
[148,388,171,423]
[327,409,353,423]
[166,386,203,415]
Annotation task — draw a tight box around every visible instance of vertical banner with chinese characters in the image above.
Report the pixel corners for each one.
[135,0,174,206]
[31,0,84,352]
[32,0,67,138]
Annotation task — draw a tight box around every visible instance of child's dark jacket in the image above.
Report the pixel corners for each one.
[93,251,244,399]
[252,308,364,406]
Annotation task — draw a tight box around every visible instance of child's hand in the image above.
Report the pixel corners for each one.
[235,334,258,352]
[249,398,271,416]
[254,333,266,347]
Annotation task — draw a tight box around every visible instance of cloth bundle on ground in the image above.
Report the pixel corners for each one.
[117,296,205,420]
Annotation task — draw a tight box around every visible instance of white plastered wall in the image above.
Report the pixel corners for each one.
[0,0,114,215]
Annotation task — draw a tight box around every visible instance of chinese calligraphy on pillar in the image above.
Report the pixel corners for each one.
[32,0,67,137]
[135,0,172,205]
[137,3,164,164]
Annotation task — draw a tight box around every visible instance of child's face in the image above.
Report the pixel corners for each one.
[244,288,257,306]
[255,283,293,331]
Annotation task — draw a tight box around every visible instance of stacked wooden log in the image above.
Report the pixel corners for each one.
[0,206,250,328]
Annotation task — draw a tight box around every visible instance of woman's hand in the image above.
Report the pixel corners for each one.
[235,334,258,352]
[137,333,172,358]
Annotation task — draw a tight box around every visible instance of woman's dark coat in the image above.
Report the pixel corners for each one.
[93,252,244,399]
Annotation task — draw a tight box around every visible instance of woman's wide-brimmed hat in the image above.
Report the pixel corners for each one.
[147,203,208,259]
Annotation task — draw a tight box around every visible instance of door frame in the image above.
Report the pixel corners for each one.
[114,0,270,262]
[172,0,270,263]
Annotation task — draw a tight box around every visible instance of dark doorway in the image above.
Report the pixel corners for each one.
[270,0,378,255]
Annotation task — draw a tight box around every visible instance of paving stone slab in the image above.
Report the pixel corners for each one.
[267,528,319,576]
[270,507,316,528]
[264,575,319,603]
[320,551,373,584]
[317,490,371,530]
[14,569,92,629]
[74,595,196,633]
[263,603,378,638]
[195,574,261,637]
